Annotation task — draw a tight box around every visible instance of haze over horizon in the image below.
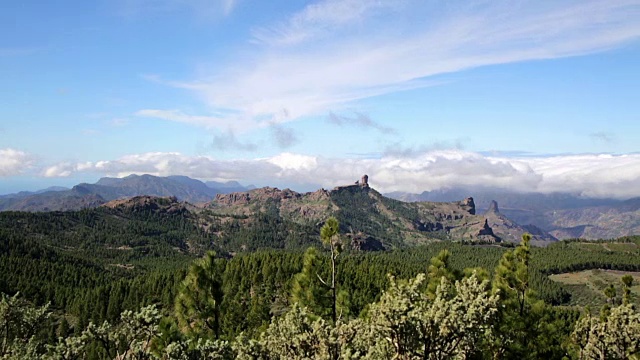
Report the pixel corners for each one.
[2,0,640,198]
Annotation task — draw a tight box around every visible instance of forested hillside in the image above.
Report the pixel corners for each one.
[1,190,639,359]
[1,205,640,358]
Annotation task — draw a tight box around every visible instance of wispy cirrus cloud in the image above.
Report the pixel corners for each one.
[147,0,640,130]
[328,112,396,134]
[42,150,640,199]
[269,123,299,149]
[135,109,258,131]
[590,131,615,143]
[0,149,34,177]
[211,130,258,152]
[252,0,402,46]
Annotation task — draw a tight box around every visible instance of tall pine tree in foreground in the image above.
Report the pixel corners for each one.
[174,251,224,339]
[291,217,350,323]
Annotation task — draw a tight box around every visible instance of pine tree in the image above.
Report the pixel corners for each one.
[291,247,333,320]
[491,233,557,359]
[57,317,70,338]
[174,251,224,339]
[426,249,456,297]
[290,217,348,323]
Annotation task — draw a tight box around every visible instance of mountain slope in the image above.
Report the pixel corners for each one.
[483,200,557,246]
[88,174,217,202]
[0,187,106,212]
[544,197,640,239]
[205,180,544,247]
[386,188,637,240]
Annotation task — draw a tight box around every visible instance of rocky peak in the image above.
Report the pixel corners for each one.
[360,174,369,188]
[477,219,501,243]
[333,174,372,193]
[487,200,500,214]
[459,197,476,215]
[307,188,330,202]
[214,192,251,206]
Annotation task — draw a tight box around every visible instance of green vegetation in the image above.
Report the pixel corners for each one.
[550,269,640,307]
[2,234,639,359]
[1,205,640,359]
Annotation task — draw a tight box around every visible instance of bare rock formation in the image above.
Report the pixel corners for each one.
[360,174,369,188]
[459,197,476,215]
[348,231,385,251]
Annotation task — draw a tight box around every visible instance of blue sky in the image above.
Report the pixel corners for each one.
[1,0,640,197]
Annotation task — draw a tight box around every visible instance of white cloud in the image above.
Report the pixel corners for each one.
[0,149,33,177]
[152,0,640,130]
[268,153,317,171]
[135,109,258,131]
[42,150,640,199]
[252,0,401,46]
[43,152,280,183]
[43,163,75,178]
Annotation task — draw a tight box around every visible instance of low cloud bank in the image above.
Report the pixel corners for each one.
[41,150,640,199]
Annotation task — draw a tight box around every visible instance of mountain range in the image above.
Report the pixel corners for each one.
[100,180,546,249]
[386,188,640,240]
[1,175,638,242]
[95,175,551,246]
[0,174,253,212]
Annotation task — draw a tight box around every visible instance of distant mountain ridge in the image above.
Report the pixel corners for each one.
[0,186,69,199]
[386,188,639,240]
[5,175,635,242]
[387,188,621,211]
[0,175,253,212]
[0,174,560,246]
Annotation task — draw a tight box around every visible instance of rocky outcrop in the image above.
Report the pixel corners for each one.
[103,195,187,215]
[476,219,502,243]
[360,174,369,188]
[348,232,385,251]
[414,221,444,232]
[484,200,556,245]
[460,197,476,215]
[487,200,499,214]
[213,187,303,207]
[307,189,330,202]
[478,219,498,235]
[336,175,371,191]
[214,192,251,206]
